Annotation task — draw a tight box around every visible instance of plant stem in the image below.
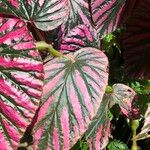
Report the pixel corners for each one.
[36,41,63,57]
[131,120,140,150]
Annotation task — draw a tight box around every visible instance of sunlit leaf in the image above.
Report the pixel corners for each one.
[91,0,137,38]
[0,17,43,149]
[0,0,69,30]
[32,47,108,150]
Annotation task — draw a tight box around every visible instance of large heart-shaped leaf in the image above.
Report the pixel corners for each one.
[91,0,137,38]
[0,0,69,30]
[32,47,108,149]
[59,24,100,52]
[121,0,150,79]
[136,104,150,140]
[0,17,43,149]
[85,94,111,150]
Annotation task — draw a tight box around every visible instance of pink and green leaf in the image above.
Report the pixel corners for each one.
[85,94,111,150]
[59,24,100,52]
[136,104,150,140]
[0,17,44,149]
[32,47,108,149]
[0,0,69,31]
[112,84,140,119]
[67,0,92,28]
[121,0,150,79]
[59,0,93,40]
[91,0,137,38]
[88,121,111,150]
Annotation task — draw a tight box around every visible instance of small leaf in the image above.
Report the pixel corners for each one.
[0,17,43,149]
[0,0,69,30]
[85,94,111,150]
[112,84,140,119]
[32,47,108,150]
[107,139,129,150]
[136,104,150,140]
[91,0,137,38]
[121,0,150,79]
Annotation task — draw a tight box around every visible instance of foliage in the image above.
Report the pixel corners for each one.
[0,0,149,150]
[120,0,150,79]
[136,104,150,140]
[107,139,129,150]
